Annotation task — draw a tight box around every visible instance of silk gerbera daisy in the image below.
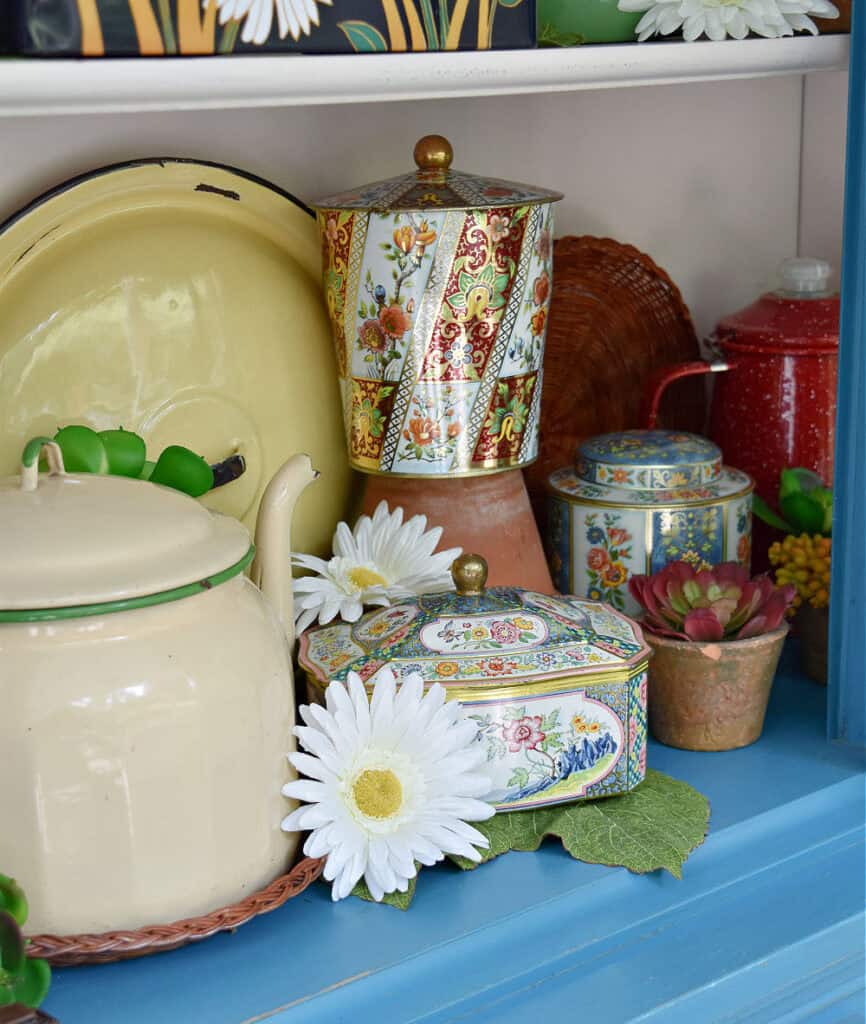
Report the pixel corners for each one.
[292,501,461,633]
[281,668,494,901]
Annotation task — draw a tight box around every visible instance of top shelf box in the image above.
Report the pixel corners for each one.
[0,35,850,117]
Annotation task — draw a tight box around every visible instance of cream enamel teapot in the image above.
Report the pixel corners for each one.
[0,438,318,935]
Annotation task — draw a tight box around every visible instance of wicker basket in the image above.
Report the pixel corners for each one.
[525,235,706,515]
[26,857,324,967]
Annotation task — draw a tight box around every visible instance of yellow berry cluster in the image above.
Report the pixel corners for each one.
[768,534,832,610]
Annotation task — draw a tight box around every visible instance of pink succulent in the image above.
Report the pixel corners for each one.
[502,715,545,753]
[628,561,796,642]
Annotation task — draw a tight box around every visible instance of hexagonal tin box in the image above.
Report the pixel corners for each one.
[298,557,650,813]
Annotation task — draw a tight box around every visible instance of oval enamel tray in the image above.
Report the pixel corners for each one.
[0,159,355,556]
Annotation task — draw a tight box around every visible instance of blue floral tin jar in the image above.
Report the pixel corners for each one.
[546,430,754,615]
[299,555,650,813]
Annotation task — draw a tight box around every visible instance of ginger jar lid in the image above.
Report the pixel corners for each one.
[298,554,649,694]
[0,439,251,616]
[313,135,563,214]
[576,430,723,492]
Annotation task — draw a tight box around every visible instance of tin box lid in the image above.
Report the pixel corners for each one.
[576,430,723,492]
[549,464,753,509]
[298,554,649,692]
[313,135,563,214]
[0,439,251,614]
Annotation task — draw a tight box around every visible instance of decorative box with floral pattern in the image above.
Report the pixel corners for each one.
[299,554,650,812]
[314,135,562,477]
[546,429,754,616]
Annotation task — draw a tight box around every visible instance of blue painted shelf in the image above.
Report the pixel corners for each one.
[43,646,866,1023]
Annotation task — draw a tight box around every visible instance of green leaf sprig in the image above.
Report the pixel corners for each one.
[0,875,51,1010]
[352,770,710,910]
[753,468,833,537]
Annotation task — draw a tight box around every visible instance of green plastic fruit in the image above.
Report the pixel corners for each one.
[538,0,641,45]
[0,877,27,927]
[149,446,214,498]
[53,425,109,474]
[99,428,147,478]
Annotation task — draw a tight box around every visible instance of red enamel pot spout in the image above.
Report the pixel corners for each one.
[642,258,840,570]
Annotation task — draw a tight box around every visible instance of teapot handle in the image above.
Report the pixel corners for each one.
[641,360,735,430]
[20,437,66,492]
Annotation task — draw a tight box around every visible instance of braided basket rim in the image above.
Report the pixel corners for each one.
[25,856,325,967]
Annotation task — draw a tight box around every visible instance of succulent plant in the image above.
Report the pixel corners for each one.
[628,561,796,642]
[753,468,833,537]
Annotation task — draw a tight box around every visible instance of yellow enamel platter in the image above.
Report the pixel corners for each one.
[0,159,355,556]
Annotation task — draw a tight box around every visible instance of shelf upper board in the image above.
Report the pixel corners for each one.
[0,35,850,116]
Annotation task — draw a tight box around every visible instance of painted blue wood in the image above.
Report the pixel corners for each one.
[43,652,866,1024]
[830,0,866,746]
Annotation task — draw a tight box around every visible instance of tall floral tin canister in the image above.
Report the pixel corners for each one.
[299,555,650,812]
[313,135,562,477]
[546,430,754,615]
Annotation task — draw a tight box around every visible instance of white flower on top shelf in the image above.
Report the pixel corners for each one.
[282,667,494,901]
[618,0,839,41]
[211,0,333,46]
[292,501,461,634]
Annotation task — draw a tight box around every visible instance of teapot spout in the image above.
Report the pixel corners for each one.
[251,454,319,649]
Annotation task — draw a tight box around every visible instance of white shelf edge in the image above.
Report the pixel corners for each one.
[0,34,849,116]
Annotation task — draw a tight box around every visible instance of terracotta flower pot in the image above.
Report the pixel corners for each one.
[796,604,829,685]
[645,626,789,751]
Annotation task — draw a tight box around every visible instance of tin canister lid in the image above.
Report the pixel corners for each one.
[298,554,648,692]
[576,430,723,492]
[313,135,563,214]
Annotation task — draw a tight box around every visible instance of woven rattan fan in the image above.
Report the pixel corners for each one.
[525,235,707,515]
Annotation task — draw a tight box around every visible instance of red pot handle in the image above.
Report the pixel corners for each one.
[641,360,736,429]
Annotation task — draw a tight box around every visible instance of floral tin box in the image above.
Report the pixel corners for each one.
[2,0,535,56]
[546,429,754,618]
[298,555,650,812]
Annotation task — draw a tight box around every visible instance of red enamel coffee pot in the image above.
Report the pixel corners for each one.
[643,258,839,569]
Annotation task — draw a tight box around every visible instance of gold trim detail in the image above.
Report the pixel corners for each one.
[350,453,538,479]
[305,664,648,705]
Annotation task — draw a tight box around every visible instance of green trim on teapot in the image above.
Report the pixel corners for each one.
[0,546,256,623]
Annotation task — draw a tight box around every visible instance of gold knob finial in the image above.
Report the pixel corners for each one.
[452,553,488,597]
[414,135,453,172]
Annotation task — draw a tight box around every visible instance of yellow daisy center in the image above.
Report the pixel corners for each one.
[352,768,403,819]
[347,566,387,590]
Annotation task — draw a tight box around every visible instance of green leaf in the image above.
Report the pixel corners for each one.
[354,771,710,909]
[507,766,530,788]
[9,957,51,1009]
[541,709,560,732]
[0,876,27,927]
[337,19,389,52]
[419,0,439,48]
[780,467,823,498]
[352,874,416,910]
[781,492,826,535]
[451,770,709,879]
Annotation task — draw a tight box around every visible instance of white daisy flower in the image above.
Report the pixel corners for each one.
[292,501,462,634]
[282,667,495,902]
[212,0,333,46]
[617,0,834,41]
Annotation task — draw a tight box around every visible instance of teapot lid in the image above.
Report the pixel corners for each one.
[313,135,563,213]
[576,430,723,492]
[0,440,251,618]
[298,554,648,692]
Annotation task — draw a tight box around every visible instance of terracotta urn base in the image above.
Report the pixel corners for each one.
[360,469,554,594]
[645,626,789,751]
[796,604,829,685]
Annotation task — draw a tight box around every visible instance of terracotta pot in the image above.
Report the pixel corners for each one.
[796,604,829,685]
[645,626,788,751]
[361,469,554,593]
